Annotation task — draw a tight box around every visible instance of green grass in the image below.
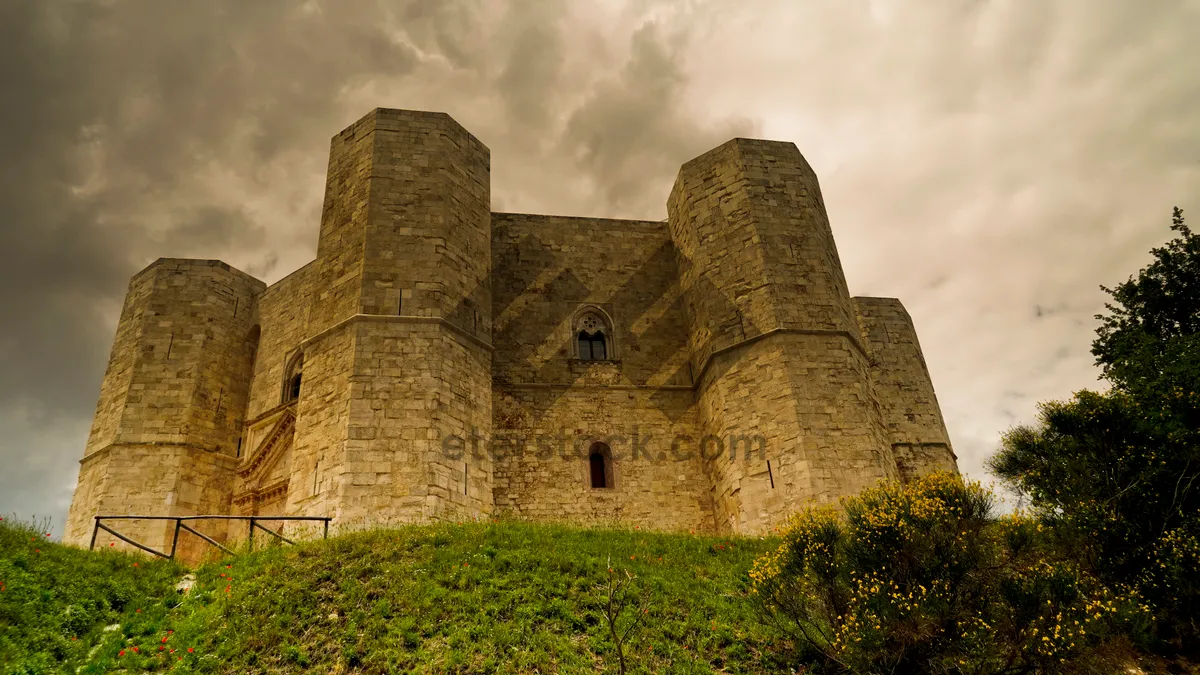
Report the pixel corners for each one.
[1,517,789,674]
[0,515,184,673]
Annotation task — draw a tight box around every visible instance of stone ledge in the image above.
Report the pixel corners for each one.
[301,313,493,354]
[692,327,870,388]
[495,382,693,391]
[79,441,240,467]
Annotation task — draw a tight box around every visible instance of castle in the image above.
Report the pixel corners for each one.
[64,108,957,560]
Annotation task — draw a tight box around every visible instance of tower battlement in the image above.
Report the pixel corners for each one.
[65,108,956,561]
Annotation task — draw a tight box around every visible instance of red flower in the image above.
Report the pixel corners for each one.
[135,609,141,613]
[162,637,168,643]
[188,647,194,653]
[118,650,125,657]
[132,647,139,653]
[159,646,164,651]
[132,563,138,567]
[109,542,114,547]
[34,549,39,553]
[44,533,50,537]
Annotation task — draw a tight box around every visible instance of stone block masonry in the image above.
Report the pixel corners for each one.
[64,108,957,563]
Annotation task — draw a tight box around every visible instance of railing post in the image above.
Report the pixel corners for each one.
[324,519,329,540]
[248,517,255,551]
[89,517,100,551]
[169,519,182,560]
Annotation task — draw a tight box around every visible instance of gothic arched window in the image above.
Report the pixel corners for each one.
[282,351,303,404]
[589,442,613,488]
[573,308,614,361]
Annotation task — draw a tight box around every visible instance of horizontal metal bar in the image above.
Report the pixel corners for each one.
[97,515,330,523]
[96,522,171,559]
[251,520,296,546]
[177,523,233,555]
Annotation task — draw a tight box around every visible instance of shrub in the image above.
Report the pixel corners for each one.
[749,473,1153,674]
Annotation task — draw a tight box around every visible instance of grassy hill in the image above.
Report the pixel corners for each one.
[1,516,786,674]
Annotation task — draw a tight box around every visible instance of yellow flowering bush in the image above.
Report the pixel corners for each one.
[750,473,1154,674]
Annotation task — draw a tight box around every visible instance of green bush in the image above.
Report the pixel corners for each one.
[749,473,1153,674]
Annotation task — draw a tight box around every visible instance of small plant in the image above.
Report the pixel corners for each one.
[598,554,650,675]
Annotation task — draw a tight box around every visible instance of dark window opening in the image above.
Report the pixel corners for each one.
[589,452,607,488]
[577,331,608,361]
[283,352,304,404]
[589,442,612,489]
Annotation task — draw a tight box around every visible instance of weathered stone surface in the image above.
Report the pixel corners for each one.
[64,109,957,563]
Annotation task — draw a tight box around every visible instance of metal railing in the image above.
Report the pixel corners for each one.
[89,515,332,560]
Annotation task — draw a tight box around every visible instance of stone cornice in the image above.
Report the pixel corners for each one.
[495,382,692,391]
[79,442,239,467]
[691,327,870,389]
[301,313,493,353]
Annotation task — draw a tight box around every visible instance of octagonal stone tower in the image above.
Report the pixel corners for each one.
[667,138,902,532]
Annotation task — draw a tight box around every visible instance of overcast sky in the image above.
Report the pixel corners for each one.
[2,0,1197,536]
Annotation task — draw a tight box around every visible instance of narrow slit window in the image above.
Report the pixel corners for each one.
[589,452,607,488]
[588,442,612,489]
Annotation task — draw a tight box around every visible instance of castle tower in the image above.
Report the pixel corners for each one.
[667,138,899,534]
[852,297,957,481]
[64,259,264,556]
[285,108,494,526]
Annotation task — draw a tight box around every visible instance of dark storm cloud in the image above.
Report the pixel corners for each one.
[561,20,757,215]
[0,0,437,419]
[0,0,744,530]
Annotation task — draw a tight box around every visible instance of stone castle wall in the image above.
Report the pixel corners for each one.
[64,108,958,561]
[490,213,711,531]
